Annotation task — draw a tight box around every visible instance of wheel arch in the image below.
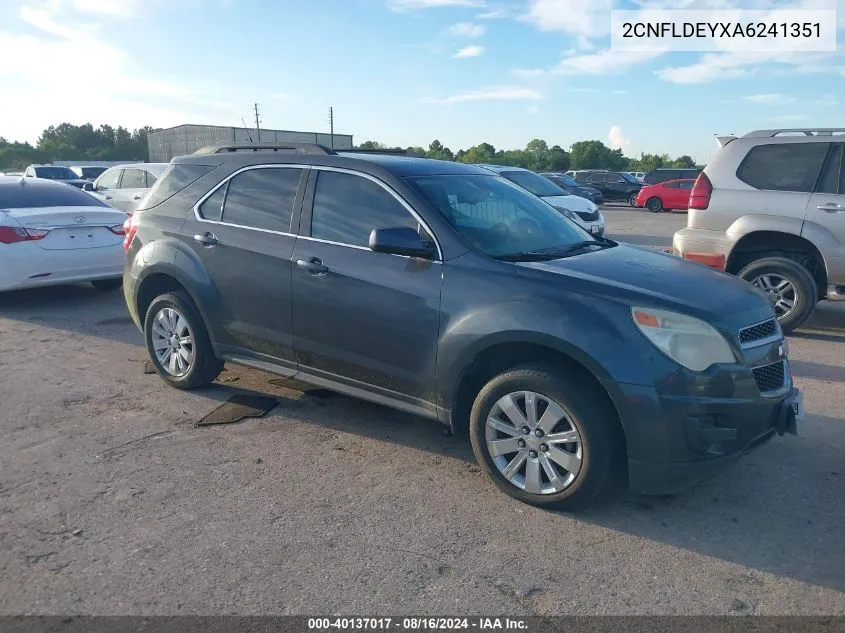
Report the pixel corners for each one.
[725,230,827,299]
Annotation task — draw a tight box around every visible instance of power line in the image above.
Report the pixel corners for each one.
[328,106,334,149]
[254,103,261,142]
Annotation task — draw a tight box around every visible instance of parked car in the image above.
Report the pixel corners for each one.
[23,165,89,189]
[83,163,169,214]
[574,171,642,206]
[4,171,23,177]
[540,172,604,204]
[124,142,801,510]
[635,178,695,213]
[628,172,646,182]
[0,176,127,292]
[643,168,702,185]
[673,127,845,333]
[475,164,604,235]
[69,165,108,181]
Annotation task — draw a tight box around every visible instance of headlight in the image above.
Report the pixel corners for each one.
[631,307,736,371]
[553,205,578,221]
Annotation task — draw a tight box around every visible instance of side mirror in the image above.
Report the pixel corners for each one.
[82,182,95,192]
[369,227,435,259]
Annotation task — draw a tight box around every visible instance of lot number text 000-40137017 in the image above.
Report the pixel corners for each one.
[610,9,838,52]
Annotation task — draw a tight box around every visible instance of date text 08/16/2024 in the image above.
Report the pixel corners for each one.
[307,618,528,630]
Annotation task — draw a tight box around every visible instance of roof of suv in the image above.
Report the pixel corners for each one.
[174,144,492,178]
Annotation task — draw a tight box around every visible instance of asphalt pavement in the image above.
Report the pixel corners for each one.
[1,205,843,615]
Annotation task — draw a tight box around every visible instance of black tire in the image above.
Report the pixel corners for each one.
[645,197,663,213]
[737,257,817,333]
[469,363,623,510]
[143,291,223,389]
[91,278,122,291]
[628,193,639,207]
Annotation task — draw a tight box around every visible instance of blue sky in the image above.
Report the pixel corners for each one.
[0,0,842,163]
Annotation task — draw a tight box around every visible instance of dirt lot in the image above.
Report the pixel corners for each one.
[1,206,844,615]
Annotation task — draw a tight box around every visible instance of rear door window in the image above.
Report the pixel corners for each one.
[145,171,158,188]
[120,169,146,189]
[678,181,694,190]
[220,167,303,233]
[737,142,829,192]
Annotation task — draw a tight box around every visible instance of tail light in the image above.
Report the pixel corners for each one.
[0,226,49,244]
[689,172,712,210]
[123,213,139,252]
[108,224,126,235]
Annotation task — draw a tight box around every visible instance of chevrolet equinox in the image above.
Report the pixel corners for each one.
[123,143,802,509]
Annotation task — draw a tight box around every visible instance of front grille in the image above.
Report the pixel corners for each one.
[753,360,786,394]
[576,210,600,221]
[739,319,778,345]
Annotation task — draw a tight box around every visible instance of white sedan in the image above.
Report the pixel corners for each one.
[0,176,128,292]
[82,163,169,214]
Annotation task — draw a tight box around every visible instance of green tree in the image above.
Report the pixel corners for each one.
[459,144,494,164]
[569,140,619,169]
[670,154,697,168]
[357,140,385,149]
[426,139,454,161]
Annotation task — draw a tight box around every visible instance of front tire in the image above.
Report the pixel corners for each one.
[737,257,817,333]
[469,364,622,510]
[143,291,223,389]
[646,197,663,213]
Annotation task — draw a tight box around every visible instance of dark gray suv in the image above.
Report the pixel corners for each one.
[123,143,802,509]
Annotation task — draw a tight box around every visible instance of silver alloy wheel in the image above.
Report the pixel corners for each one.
[150,307,195,377]
[751,273,796,318]
[485,391,583,495]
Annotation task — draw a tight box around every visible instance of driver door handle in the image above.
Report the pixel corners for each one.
[193,232,218,247]
[104,195,112,200]
[296,257,328,274]
[817,202,844,212]
[133,194,143,200]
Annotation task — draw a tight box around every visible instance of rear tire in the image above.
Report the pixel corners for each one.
[469,363,623,510]
[646,197,664,213]
[737,257,817,333]
[143,291,224,389]
[91,278,122,291]
[628,193,639,207]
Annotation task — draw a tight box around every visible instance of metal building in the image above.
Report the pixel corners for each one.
[147,124,354,162]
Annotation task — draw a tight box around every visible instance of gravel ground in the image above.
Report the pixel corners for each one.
[1,205,843,615]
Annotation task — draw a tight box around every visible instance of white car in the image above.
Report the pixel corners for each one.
[0,176,128,292]
[476,164,605,236]
[83,163,169,214]
[628,171,646,182]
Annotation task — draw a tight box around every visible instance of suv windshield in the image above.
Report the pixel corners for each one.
[498,170,567,198]
[617,172,640,184]
[34,166,77,180]
[407,174,607,260]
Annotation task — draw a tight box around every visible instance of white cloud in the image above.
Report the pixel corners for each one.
[519,49,664,76]
[741,93,797,104]
[71,0,150,16]
[447,21,485,37]
[423,85,542,104]
[453,44,485,58]
[0,1,240,143]
[520,0,612,37]
[387,0,484,10]
[477,6,517,19]
[608,125,631,150]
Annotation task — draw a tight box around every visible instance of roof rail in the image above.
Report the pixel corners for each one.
[743,128,845,138]
[193,143,334,155]
[339,148,408,156]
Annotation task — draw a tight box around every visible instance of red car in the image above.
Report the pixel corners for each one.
[635,178,695,213]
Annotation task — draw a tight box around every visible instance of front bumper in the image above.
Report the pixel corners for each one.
[615,361,798,496]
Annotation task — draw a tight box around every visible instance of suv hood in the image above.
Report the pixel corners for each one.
[515,243,773,330]
[540,194,597,213]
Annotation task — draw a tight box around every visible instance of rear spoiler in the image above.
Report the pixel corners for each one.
[715,135,737,148]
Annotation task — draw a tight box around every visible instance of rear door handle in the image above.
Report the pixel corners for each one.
[817,203,844,212]
[296,257,328,274]
[104,195,112,200]
[193,232,218,247]
[133,194,143,200]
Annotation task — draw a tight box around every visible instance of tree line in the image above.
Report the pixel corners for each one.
[0,122,701,173]
[360,139,700,173]
[0,123,153,169]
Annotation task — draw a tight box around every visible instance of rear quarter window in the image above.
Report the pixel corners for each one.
[736,142,829,192]
[137,164,215,210]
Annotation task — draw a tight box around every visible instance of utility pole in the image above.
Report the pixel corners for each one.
[328,106,334,149]
[254,102,261,142]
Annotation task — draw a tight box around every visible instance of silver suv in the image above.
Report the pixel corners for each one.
[673,128,845,333]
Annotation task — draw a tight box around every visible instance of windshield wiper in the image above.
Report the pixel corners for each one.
[497,239,616,262]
